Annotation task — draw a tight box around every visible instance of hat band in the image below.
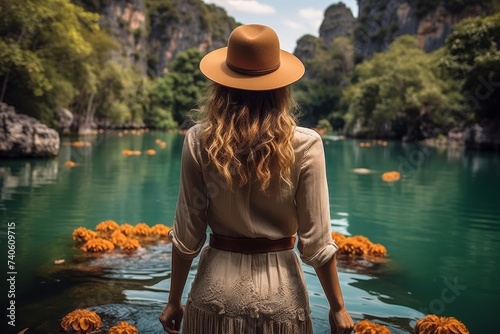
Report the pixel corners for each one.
[226,61,280,76]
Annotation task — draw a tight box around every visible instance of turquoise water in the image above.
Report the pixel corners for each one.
[1,131,499,333]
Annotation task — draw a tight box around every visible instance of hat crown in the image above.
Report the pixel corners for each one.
[226,25,281,75]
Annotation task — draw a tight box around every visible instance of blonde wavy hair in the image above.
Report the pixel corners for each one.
[196,83,299,192]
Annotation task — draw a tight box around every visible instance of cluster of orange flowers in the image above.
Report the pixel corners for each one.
[155,138,168,148]
[381,171,401,183]
[72,220,171,252]
[332,232,388,259]
[122,149,158,156]
[354,319,391,333]
[415,314,469,334]
[353,316,469,334]
[359,140,389,148]
[60,309,102,333]
[60,309,138,334]
[69,141,92,147]
[121,149,142,156]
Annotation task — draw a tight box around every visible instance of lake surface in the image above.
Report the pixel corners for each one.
[1,130,499,333]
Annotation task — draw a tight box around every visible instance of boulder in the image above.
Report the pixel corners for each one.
[0,102,60,158]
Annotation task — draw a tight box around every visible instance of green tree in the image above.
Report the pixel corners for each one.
[0,0,106,124]
[294,37,354,129]
[343,35,463,139]
[439,12,500,121]
[148,48,207,128]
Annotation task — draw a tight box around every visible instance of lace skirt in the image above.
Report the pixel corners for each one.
[182,246,313,334]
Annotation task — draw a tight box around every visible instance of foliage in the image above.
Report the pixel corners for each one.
[294,37,354,129]
[148,48,208,129]
[439,12,500,120]
[343,35,463,139]
[0,0,102,122]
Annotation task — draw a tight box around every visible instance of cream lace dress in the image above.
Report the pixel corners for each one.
[169,124,338,334]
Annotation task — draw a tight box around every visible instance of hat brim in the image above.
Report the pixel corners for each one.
[199,47,305,91]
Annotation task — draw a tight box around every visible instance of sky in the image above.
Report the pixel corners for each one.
[202,0,359,53]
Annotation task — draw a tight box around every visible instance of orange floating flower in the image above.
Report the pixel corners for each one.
[354,319,390,334]
[60,308,102,333]
[110,230,128,247]
[134,222,151,237]
[81,238,115,252]
[96,220,120,233]
[71,141,92,147]
[415,314,469,334]
[64,161,76,168]
[119,223,136,236]
[108,321,138,334]
[146,149,156,155]
[381,171,400,182]
[331,231,346,244]
[122,149,141,156]
[150,224,171,239]
[368,243,388,257]
[72,227,97,243]
[119,238,141,251]
[334,233,388,259]
[359,142,372,148]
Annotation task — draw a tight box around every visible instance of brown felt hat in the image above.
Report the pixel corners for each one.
[199,24,305,91]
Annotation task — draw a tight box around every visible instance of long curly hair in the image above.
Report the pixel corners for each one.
[195,83,299,192]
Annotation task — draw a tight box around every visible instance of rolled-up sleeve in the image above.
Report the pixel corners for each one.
[295,133,338,267]
[170,127,208,260]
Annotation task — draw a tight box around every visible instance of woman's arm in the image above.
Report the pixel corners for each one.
[314,254,354,333]
[159,246,193,333]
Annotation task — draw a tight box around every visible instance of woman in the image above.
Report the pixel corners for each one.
[159,24,354,334]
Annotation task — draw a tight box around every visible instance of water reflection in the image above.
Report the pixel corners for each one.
[0,160,59,200]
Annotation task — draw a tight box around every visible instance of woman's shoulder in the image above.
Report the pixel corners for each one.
[294,126,322,142]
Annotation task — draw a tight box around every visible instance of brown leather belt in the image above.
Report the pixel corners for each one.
[209,233,296,254]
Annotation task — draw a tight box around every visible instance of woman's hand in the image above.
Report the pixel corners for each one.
[329,307,354,334]
[159,302,184,333]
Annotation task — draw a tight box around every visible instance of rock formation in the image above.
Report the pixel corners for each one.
[0,102,60,158]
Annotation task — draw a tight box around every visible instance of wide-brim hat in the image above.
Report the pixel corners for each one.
[199,24,305,91]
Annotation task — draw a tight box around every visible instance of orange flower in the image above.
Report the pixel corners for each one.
[354,319,390,334]
[150,224,171,239]
[122,149,141,156]
[72,227,97,243]
[381,171,401,183]
[331,232,346,244]
[60,309,101,333]
[368,243,388,257]
[415,314,469,334]
[119,238,141,251]
[108,321,138,334]
[110,230,128,246]
[96,220,120,233]
[71,141,92,147]
[335,234,388,259]
[146,149,156,155]
[134,222,151,237]
[65,161,76,168]
[119,223,136,236]
[81,238,115,252]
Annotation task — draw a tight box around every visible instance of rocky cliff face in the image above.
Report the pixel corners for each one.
[355,0,489,62]
[94,0,238,77]
[101,0,148,74]
[295,3,355,62]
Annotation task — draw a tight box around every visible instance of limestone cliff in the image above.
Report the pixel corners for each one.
[354,0,491,62]
[295,3,355,62]
[76,0,238,77]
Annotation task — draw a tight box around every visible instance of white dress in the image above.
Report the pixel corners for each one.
[169,124,338,334]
